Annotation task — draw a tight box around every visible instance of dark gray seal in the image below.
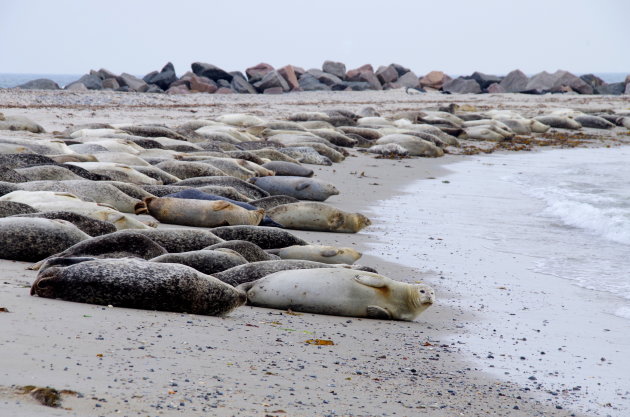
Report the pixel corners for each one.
[150,250,248,275]
[0,217,90,262]
[210,225,308,249]
[31,258,246,316]
[214,259,376,287]
[175,176,269,200]
[115,228,224,252]
[573,115,615,129]
[261,161,314,177]
[141,185,252,202]
[13,211,116,236]
[31,231,168,269]
[0,201,37,217]
[205,240,278,262]
[248,176,339,201]
[250,195,300,210]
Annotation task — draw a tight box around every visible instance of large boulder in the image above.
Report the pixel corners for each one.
[346,64,382,90]
[253,70,289,92]
[486,83,506,94]
[551,70,593,94]
[65,83,89,91]
[230,73,257,94]
[179,72,217,93]
[17,79,60,90]
[391,63,411,77]
[525,71,555,91]
[579,74,605,89]
[117,73,149,92]
[143,62,178,90]
[67,74,103,90]
[102,78,120,89]
[95,68,117,80]
[443,78,481,94]
[322,61,346,80]
[499,69,528,93]
[468,71,501,90]
[277,65,300,91]
[595,82,625,95]
[298,73,331,91]
[375,65,399,84]
[306,69,343,87]
[191,62,233,82]
[419,71,452,90]
[246,63,274,83]
[395,71,420,88]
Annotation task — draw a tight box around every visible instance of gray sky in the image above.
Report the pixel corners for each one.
[1,0,628,77]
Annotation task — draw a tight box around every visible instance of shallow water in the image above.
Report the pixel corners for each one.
[0,73,82,88]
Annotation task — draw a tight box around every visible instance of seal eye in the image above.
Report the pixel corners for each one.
[420,290,425,294]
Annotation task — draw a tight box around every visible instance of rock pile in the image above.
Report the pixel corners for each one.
[12,62,630,95]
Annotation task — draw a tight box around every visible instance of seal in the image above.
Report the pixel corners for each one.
[238,268,435,321]
[156,160,228,179]
[175,176,270,200]
[0,200,37,217]
[278,147,333,166]
[275,245,362,264]
[165,189,282,227]
[375,134,444,157]
[113,228,224,252]
[267,202,371,233]
[261,161,314,177]
[132,165,181,185]
[214,259,370,286]
[210,225,308,249]
[250,149,301,164]
[141,185,252,202]
[0,217,90,262]
[150,249,248,275]
[573,115,615,129]
[67,162,160,185]
[533,116,582,130]
[249,195,300,210]
[248,177,339,202]
[205,240,278,262]
[14,165,85,181]
[31,258,246,316]
[135,197,264,227]
[30,230,168,270]
[14,211,117,236]
[18,180,141,213]
[366,143,409,156]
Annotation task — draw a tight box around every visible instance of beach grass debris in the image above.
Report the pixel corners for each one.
[0,307,9,312]
[19,385,61,407]
[305,339,334,346]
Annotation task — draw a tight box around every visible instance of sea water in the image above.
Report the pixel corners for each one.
[0,73,83,88]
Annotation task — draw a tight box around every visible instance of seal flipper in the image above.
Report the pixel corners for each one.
[296,182,311,191]
[321,249,338,257]
[366,305,392,319]
[353,273,387,288]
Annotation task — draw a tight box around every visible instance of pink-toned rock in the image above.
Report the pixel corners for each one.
[420,71,452,90]
[292,66,306,78]
[263,87,284,94]
[246,63,274,83]
[166,84,191,95]
[278,65,301,91]
[486,83,506,94]
[346,64,382,90]
[180,72,217,93]
[215,87,234,94]
[375,65,398,84]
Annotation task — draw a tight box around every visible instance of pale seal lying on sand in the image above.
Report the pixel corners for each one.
[375,134,444,157]
[267,202,371,233]
[250,195,300,210]
[210,225,308,249]
[261,161,314,177]
[274,245,362,264]
[0,217,90,262]
[248,176,339,201]
[135,197,264,227]
[150,250,248,275]
[31,258,246,316]
[239,268,435,321]
[214,259,376,287]
[533,116,582,130]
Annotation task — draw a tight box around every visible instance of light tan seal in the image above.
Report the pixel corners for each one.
[266,202,371,233]
[275,245,362,264]
[239,268,435,321]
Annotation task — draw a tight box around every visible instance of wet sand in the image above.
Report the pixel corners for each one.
[1,89,629,416]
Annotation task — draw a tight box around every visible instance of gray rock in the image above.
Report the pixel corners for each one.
[333,81,371,91]
[375,65,399,84]
[17,78,60,90]
[117,73,149,92]
[253,71,290,92]
[500,69,529,93]
[65,82,89,91]
[298,74,331,91]
[322,60,346,80]
[395,71,420,88]
[469,71,502,90]
[95,68,117,80]
[391,63,411,77]
[231,73,257,94]
[143,62,177,90]
[245,63,274,83]
[443,78,481,94]
[102,78,120,89]
[551,70,593,94]
[191,62,233,82]
[486,83,506,93]
[306,69,343,87]
[595,82,625,95]
[580,74,606,89]
[145,84,164,94]
[525,71,556,91]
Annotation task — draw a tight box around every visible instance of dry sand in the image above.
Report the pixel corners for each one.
[1,90,629,416]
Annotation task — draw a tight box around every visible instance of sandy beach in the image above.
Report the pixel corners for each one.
[1,89,630,417]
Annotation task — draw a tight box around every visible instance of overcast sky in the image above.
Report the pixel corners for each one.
[1,0,628,77]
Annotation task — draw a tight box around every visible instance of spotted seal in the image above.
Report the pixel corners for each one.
[275,245,362,264]
[150,250,248,275]
[31,258,246,316]
[205,240,278,262]
[210,225,307,249]
[248,177,339,201]
[267,202,371,233]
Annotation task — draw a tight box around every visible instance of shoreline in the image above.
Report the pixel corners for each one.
[2,90,629,416]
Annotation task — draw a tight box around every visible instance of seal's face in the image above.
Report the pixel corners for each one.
[399,283,435,321]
